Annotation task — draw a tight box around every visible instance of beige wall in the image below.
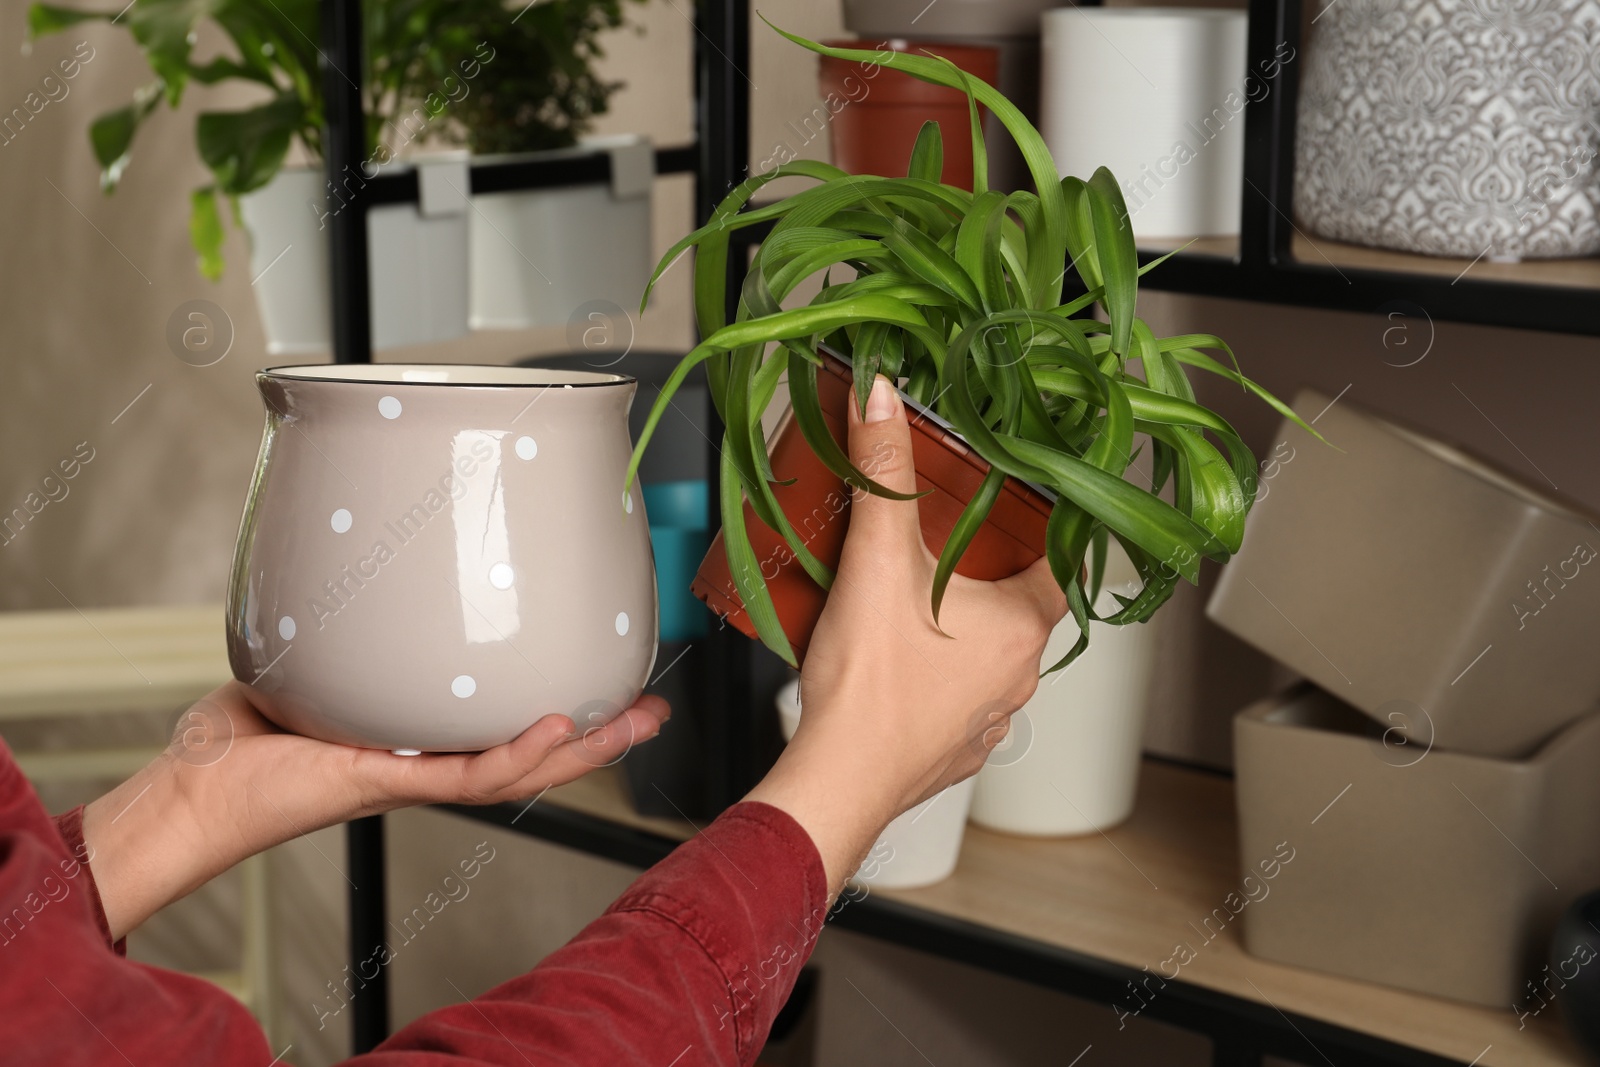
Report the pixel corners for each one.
[5,0,1598,1064]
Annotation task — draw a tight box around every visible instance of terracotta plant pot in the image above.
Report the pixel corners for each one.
[817,40,999,191]
[1233,683,1600,1007]
[691,351,1052,663]
[227,364,658,752]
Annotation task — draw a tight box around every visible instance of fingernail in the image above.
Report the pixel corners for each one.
[865,375,899,423]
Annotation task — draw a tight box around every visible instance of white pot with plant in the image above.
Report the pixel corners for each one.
[29,0,649,350]
[442,0,653,331]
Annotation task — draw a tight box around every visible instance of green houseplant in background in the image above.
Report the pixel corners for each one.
[27,0,643,277]
[629,25,1317,670]
[28,0,649,345]
[443,0,656,332]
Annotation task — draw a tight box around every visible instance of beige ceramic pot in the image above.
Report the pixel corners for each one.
[226,364,658,752]
[1208,388,1600,758]
[1234,683,1600,1007]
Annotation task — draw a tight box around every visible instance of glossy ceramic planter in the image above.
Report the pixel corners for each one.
[1207,388,1600,757]
[691,350,1053,663]
[1234,683,1600,1007]
[227,364,658,752]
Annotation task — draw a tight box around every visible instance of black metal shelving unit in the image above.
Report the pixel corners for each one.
[318,0,760,1051]
[316,0,1590,1060]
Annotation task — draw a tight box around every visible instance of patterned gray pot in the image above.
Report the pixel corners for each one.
[226,364,658,752]
[1296,0,1600,260]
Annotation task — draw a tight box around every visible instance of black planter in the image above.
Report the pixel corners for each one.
[1552,889,1600,1057]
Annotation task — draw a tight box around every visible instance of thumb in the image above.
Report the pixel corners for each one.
[842,375,927,565]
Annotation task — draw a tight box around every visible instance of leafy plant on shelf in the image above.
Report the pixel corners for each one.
[445,0,644,156]
[26,0,642,278]
[628,25,1317,670]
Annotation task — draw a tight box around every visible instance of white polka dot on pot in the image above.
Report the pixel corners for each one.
[278,616,296,640]
[378,395,402,419]
[488,562,514,590]
[623,491,633,514]
[451,674,476,698]
[515,436,537,460]
[615,611,629,636]
[330,508,353,533]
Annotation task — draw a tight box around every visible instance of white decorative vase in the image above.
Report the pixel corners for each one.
[969,581,1162,836]
[468,135,654,330]
[776,679,974,889]
[238,156,472,354]
[1041,8,1249,239]
[1296,0,1600,260]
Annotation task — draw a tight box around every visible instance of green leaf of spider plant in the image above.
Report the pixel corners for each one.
[717,442,798,668]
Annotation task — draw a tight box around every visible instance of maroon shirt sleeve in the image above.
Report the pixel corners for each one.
[0,740,829,1067]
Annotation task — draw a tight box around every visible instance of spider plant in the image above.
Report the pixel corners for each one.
[627,24,1315,670]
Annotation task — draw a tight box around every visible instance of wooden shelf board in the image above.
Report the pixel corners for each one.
[1138,235,1241,260]
[1134,232,1600,295]
[0,604,231,718]
[1289,233,1600,291]
[542,761,1583,1067]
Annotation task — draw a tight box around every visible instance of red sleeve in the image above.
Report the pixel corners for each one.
[353,802,831,1067]
[1,735,829,1067]
[0,741,273,1067]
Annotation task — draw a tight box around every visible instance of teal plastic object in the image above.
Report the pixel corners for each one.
[643,481,710,642]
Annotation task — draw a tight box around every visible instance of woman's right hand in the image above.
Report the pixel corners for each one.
[745,376,1068,898]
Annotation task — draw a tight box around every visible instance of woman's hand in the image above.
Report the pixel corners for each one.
[746,376,1067,897]
[82,683,669,940]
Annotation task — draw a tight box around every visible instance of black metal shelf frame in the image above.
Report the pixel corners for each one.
[318,0,757,1051]
[314,0,1539,1059]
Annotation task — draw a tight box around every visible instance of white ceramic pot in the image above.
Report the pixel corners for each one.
[1041,8,1248,239]
[469,135,653,331]
[775,679,974,889]
[1297,0,1600,260]
[238,157,472,354]
[970,581,1161,836]
[227,364,659,752]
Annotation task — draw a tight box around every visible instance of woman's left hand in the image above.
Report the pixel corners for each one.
[80,681,669,941]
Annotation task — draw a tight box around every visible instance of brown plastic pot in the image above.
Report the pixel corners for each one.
[691,351,1053,663]
[818,40,1000,191]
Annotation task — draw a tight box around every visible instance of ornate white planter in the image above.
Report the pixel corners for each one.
[1296,0,1600,260]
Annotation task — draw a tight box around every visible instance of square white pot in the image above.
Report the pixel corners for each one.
[238,157,471,354]
[468,135,653,331]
